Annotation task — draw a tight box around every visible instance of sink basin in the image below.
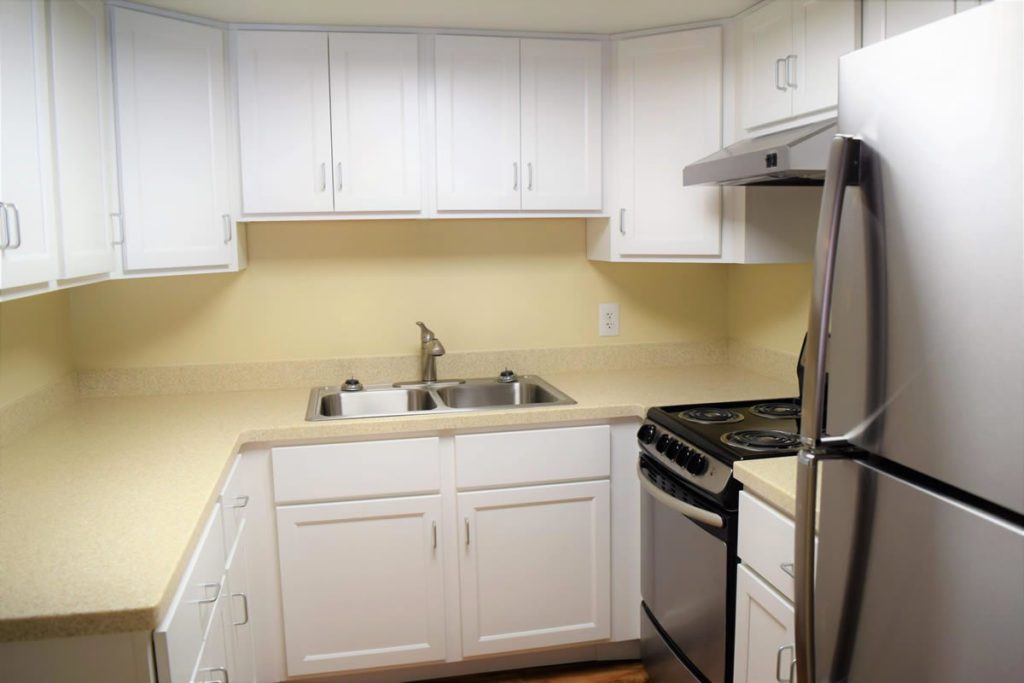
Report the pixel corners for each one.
[306,375,574,421]
[435,380,563,409]
[316,388,437,418]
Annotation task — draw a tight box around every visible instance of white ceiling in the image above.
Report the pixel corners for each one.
[133,0,763,34]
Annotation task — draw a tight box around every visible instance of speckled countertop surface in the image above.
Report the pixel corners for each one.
[0,364,794,642]
[734,456,799,517]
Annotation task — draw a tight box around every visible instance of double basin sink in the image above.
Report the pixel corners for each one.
[306,375,576,421]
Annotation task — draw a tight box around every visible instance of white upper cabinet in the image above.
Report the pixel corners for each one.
[520,39,603,210]
[435,35,522,211]
[862,0,983,45]
[435,35,603,212]
[112,8,234,271]
[329,33,421,212]
[740,0,856,131]
[0,0,59,291]
[613,27,723,258]
[47,0,116,281]
[236,31,333,214]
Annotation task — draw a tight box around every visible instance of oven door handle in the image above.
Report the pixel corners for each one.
[637,462,724,528]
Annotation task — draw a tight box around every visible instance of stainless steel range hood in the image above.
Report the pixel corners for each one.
[683,120,836,186]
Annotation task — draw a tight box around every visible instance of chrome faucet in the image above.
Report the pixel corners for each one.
[416,322,445,383]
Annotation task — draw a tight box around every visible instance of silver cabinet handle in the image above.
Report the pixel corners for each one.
[464,518,470,547]
[619,208,626,236]
[222,214,232,244]
[432,521,437,550]
[785,54,798,88]
[0,204,10,250]
[111,213,124,245]
[780,562,795,578]
[336,162,343,191]
[512,162,519,191]
[637,462,724,528]
[527,162,533,190]
[319,162,327,192]
[776,645,795,683]
[199,667,229,683]
[2,203,21,249]
[192,582,220,605]
[775,58,787,91]
[231,592,249,626]
[796,135,861,683]
[227,495,248,509]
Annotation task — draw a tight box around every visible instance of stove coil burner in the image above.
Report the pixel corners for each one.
[721,429,801,452]
[679,407,744,425]
[750,402,801,419]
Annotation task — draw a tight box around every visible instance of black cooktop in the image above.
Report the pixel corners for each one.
[648,398,801,464]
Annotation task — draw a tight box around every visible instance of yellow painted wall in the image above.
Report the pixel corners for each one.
[69,219,731,369]
[726,263,812,356]
[0,290,74,406]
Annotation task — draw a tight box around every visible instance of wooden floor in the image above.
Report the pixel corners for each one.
[426,660,649,683]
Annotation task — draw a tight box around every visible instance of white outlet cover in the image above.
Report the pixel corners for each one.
[599,303,620,337]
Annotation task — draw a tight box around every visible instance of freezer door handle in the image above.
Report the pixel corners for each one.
[796,134,861,683]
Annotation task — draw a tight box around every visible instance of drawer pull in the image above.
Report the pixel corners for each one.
[227,495,249,509]
[199,666,229,683]
[465,517,470,547]
[776,644,795,683]
[432,520,438,550]
[192,582,220,605]
[780,562,795,578]
[231,592,250,626]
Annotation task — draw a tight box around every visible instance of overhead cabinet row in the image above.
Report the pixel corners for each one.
[235,32,602,215]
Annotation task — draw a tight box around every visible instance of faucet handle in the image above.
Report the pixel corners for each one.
[416,321,436,342]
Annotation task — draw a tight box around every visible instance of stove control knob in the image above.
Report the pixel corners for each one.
[656,434,671,453]
[686,453,709,476]
[665,440,682,461]
[637,424,657,444]
[676,447,693,468]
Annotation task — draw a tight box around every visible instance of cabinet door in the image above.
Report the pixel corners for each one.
[885,0,956,38]
[458,481,611,657]
[791,0,856,117]
[740,0,793,130]
[435,35,521,211]
[48,0,115,280]
[224,521,254,683]
[329,33,421,212]
[192,595,231,683]
[734,564,797,683]
[0,0,58,290]
[520,39,602,211]
[236,31,333,214]
[112,8,232,271]
[276,496,446,676]
[616,28,722,257]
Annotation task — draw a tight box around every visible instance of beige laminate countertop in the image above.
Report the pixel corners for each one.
[734,456,799,517]
[0,364,794,642]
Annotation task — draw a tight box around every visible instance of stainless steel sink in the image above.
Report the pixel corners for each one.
[307,375,574,421]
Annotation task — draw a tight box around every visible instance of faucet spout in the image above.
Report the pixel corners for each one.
[416,322,445,382]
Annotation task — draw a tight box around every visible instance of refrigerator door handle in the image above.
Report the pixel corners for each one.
[796,134,861,683]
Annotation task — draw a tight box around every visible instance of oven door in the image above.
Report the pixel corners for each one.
[639,457,736,683]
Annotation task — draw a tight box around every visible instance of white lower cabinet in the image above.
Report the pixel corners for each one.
[223,522,255,683]
[734,565,796,683]
[457,480,611,657]
[275,495,447,676]
[192,596,230,683]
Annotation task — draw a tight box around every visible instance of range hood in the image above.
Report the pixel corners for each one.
[683,120,837,186]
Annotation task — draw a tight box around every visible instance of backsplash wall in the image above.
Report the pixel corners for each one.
[0,290,75,407]
[726,263,812,356]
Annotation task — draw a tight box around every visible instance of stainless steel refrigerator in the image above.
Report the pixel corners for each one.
[795,3,1024,682]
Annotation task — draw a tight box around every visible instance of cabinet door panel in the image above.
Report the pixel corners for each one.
[48,0,115,280]
[458,481,611,656]
[734,564,797,683]
[435,35,521,211]
[885,0,956,38]
[616,28,722,257]
[741,0,794,130]
[329,33,420,212]
[792,0,856,117]
[236,31,333,214]
[520,39,602,210]
[112,8,231,270]
[0,0,58,289]
[224,521,254,683]
[276,496,446,676]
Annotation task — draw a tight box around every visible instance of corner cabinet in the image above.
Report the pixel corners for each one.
[435,36,602,212]
[739,0,857,132]
[111,8,239,272]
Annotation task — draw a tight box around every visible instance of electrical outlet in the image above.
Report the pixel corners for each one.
[599,303,620,337]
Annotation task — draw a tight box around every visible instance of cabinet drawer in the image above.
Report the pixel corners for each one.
[154,506,227,683]
[455,425,610,489]
[272,437,441,503]
[738,492,795,601]
[219,456,249,556]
